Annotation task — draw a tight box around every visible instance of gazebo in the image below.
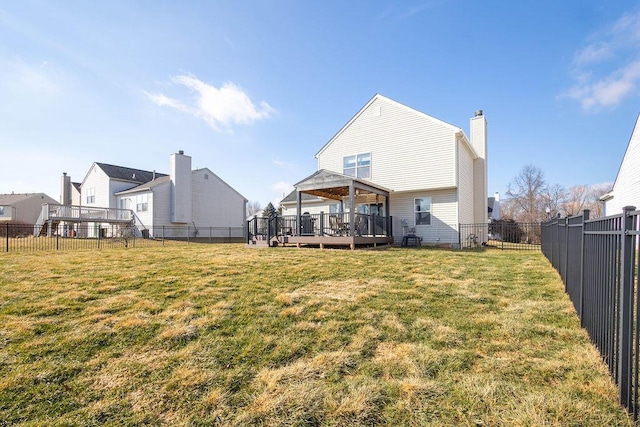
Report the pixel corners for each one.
[285,169,394,249]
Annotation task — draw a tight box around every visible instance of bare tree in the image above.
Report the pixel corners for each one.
[505,165,548,223]
[542,183,567,218]
[246,201,262,217]
[585,183,611,219]
[562,185,589,217]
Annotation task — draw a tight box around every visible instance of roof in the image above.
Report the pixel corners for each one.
[95,162,168,184]
[281,190,324,204]
[315,93,467,159]
[0,193,57,205]
[115,176,171,195]
[609,112,640,196]
[294,169,391,200]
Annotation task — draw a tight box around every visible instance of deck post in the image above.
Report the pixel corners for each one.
[296,191,302,237]
[319,212,325,237]
[348,184,355,237]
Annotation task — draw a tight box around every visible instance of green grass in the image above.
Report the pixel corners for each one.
[0,245,632,426]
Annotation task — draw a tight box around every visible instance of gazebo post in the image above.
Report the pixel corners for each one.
[349,183,355,237]
[296,190,302,237]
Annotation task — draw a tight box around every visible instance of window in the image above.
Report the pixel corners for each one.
[415,197,431,225]
[329,203,339,214]
[204,173,209,180]
[343,152,371,179]
[86,188,95,204]
[0,206,4,216]
[136,194,148,212]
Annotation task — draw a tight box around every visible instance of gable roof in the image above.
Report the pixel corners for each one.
[0,193,57,205]
[193,168,248,202]
[294,169,390,200]
[94,162,168,184]
[315,93,466,159]
[610,112,640,193]
[281,190,324,204]
[115,176,171,195]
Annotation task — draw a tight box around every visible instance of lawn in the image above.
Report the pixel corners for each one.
[0,245,632,426]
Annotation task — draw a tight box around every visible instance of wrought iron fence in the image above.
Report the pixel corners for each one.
[0,223,245,253]
[459,222,541,250]
[541,207,640,419]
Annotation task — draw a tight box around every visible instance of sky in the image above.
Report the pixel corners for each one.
[1,0,640,208]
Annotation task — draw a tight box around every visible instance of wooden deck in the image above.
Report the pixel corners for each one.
[285,235,394,249]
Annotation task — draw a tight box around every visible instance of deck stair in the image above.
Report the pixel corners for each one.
[38,221,60,237]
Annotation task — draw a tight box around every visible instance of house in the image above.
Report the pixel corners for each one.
[56,151,247,238]
[0,193,58,224]
[488,192,500,221]
[280,94,487,247]
[601,113,640,216]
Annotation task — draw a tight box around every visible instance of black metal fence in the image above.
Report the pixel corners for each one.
[459,221,541,250]
[541,207,640,419]
[0,223,245,253]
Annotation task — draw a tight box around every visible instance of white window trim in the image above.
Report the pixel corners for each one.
[414,197,432,226]
[343,152,371,179]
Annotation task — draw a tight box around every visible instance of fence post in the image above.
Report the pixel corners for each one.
[162,225,165,246]
[619,205,636,409]
[6,223,8,252]
[578,210,589,323]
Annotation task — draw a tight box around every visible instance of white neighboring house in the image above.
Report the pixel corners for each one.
[284,94,488,247]
[62,151,247,237]
[601,113,640,216]
[488,192,500,221]
[0,193,58,224]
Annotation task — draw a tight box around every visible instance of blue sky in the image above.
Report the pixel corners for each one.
[1,1,639,207]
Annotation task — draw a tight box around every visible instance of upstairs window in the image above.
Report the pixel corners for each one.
[415,197,431,226]
[86,188,95,204]
[136,194,148,212]
[343,153,371,179]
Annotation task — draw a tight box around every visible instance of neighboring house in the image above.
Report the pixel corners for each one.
[601,113,640,216]
[0,193,58,224]
[488,192,500,221]
[285,94,488,247]
[59,151,247,237]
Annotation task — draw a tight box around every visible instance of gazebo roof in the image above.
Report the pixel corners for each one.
[294,169,390,200]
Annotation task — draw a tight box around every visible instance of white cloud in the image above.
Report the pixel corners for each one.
[144,91,190,112]
[270,181,293,206]
[564,9,640,111]
[146,74,274,131]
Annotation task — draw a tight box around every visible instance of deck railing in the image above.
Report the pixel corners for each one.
[246,212,393,244]
[41,203,134,222]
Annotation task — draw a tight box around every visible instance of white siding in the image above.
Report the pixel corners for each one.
[191,169,246,228]
[82,165,111,208]
[458,140,475,225]
[152,181,172,229]
[605,114,640,216]
[170,152,193,223]
[317,96,459,192]
[110,180,139,208]
[390,189,459,246]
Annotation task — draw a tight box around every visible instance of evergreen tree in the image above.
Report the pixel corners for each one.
[262,202,278,218]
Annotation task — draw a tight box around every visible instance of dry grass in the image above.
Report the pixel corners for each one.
[0,244,633,426]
